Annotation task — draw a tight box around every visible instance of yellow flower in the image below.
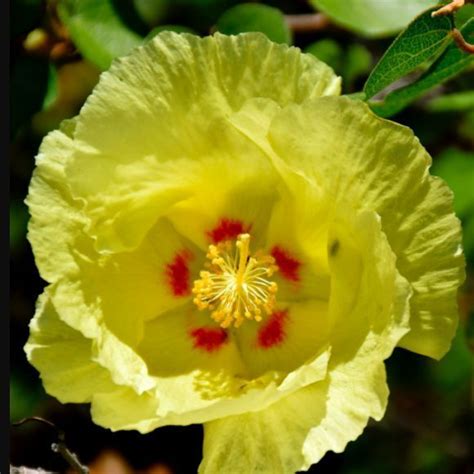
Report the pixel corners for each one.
[25,32,464,473]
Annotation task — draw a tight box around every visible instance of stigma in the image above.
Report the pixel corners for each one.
[192,234,279,328]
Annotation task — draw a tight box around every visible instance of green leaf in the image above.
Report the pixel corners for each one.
[455,3,474,29]
[364,8,453,99]
[304,39,343,72]
[431,147,474,218]
[345,92,367,101]
[369,19,474,117]
[216,3,292,45]
[309,0,438,38]
[58,0,144,70]
[133,0,169,26]
[427,90,474,112]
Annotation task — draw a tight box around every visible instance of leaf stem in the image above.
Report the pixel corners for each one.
[285,13,330,32]
[431,0,465,17]
[12,417,89,473]
[451,28,474,53]
[52,442,89,474]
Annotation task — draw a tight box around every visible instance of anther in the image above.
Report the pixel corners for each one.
[192,233,279,328]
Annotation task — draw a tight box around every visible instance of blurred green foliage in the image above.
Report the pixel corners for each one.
[306,40,372,91]
[433,148,474,262]
[428,90,474,112]
[10,0,474,472]
[305,38,343,70]
[10,373,46,423]
[133,0,168,26]
[216,3,292,44]
[308,0,439,37]
[58,0,143,70]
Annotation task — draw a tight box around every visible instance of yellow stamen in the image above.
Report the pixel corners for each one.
[192,233,279,328]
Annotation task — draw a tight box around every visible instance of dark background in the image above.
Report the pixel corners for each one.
[10,1,474,472]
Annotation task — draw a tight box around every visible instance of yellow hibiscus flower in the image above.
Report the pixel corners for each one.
[24,32,465,473]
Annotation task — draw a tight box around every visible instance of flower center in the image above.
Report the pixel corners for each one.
[192,234,279,328]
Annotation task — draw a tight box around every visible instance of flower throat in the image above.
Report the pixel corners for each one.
[192,234,278,328]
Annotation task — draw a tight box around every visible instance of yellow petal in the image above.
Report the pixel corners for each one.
[200,342,388,474]
[24,290,115,403]
[327,209,411,361]
[49,281,155,394]
[47,217,200,349]
[61,32,340,252]
[165,134,279,251]
[91,386,161,433]
[267,96,464,359]
[233,300,330,378]
[133,301,330,427]
[395,177,465,359]
[25,118,86,283]
[263,184,331,302]
[136,304,245,378]
[89,346,330,432]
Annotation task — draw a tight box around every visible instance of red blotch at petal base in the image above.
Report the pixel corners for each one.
[207,218,250,244]
[166,250,193,296]
[190,327,229,352]
[271,246,301,282]
[257,310,288,349]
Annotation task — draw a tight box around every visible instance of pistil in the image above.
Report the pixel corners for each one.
[192,234,278,328]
